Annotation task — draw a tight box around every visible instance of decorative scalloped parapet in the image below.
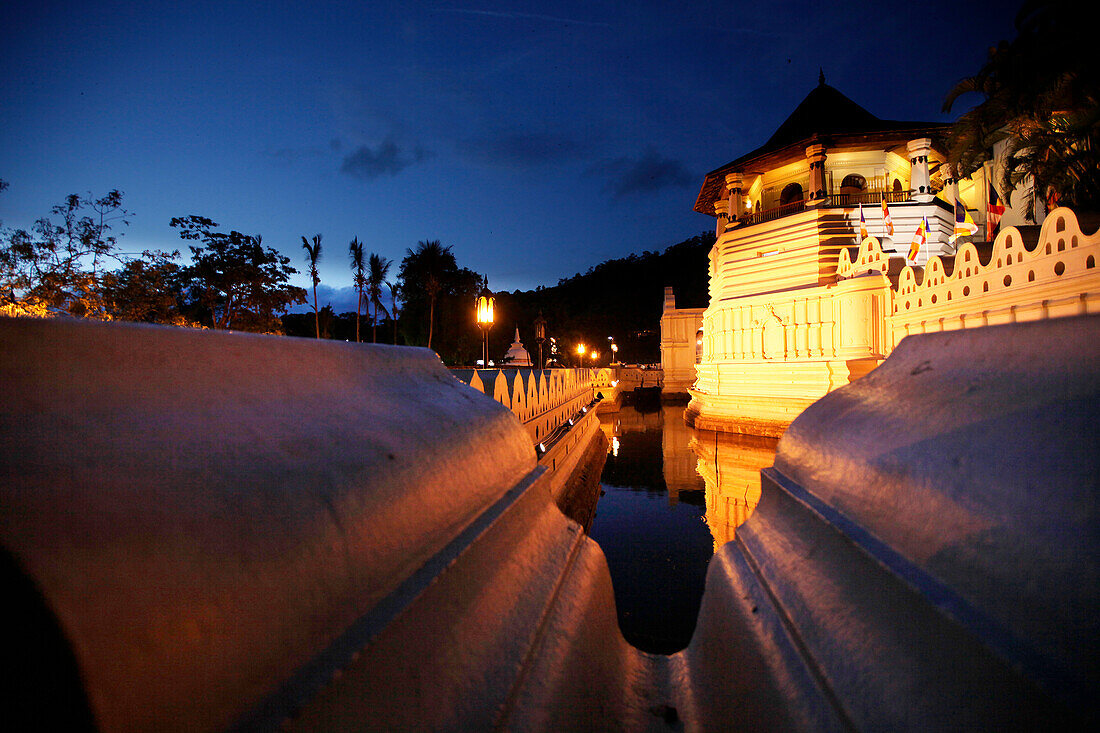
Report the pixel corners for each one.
[453,368,597,444]
[890,208,1100,329]
[836,235,893,279]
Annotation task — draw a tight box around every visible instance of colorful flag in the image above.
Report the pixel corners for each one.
[987,183,1005,240]
[949,197,979,243]
[859,203,868,239]
[881,197,894,237]
[908,216,928,261]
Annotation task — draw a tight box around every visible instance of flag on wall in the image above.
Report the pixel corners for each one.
[881,197,894,237]
[949,197,979,243]
[908,216,928,261]
[859,203,868,239]
[987,183,1005,240]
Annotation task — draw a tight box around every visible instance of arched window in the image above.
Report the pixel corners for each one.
[839,174,866,193]
[893,178,903,192]
[780,183,803,205]
[695,328,704,364]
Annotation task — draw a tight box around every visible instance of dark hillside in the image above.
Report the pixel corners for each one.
[492,232,713,365]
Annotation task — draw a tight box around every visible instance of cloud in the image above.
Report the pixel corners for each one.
[463,130,591,168]
[340,138,431,180]
[589,148,694,198]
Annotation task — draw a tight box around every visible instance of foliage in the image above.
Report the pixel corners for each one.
[348,236,365,341]
[367,252,392,343]
[1,188,132,317]
[397,240,484,362]
[170,215,305,332]
[100,250,190,324]
[944,0,1100,217]
[301,234,322,338]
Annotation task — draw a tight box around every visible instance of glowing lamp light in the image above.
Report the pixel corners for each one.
[475,289,495,367]
[590,351,599,361]
[576,344,586,356]
[475,295,495,326]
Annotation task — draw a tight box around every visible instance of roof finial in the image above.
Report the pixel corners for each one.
[818,68,825,86]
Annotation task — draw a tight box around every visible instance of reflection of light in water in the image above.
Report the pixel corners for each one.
[612,436,619,457]
[690,430,779,550]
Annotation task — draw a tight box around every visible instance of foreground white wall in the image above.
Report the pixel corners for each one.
[2,316,1094,730]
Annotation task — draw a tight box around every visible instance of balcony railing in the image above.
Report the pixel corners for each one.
[826,190,910,207]
[731,190,915,230]
[745,199,806,225]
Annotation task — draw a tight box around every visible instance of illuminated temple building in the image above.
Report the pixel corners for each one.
[663,77,1100,435]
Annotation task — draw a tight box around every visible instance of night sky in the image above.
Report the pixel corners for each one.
[1,1,1012,312]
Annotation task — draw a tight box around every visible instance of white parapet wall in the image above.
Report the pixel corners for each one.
[689,206,1100,435]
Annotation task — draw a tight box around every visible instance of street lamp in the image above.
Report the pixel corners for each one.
[590,351,599,364]
[534,311,546,371]
[475,288,495,367]
[611,342,619,364]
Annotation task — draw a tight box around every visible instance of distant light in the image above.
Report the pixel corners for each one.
[538,442,546,453]
[612,436,620,457]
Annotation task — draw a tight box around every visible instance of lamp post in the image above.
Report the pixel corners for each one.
[475,288,495,367]
[534,311,546,371]
[611,342,619,364]
[575,343,586,367]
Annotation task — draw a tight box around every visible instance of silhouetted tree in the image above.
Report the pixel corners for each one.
[101,250,187,324]
[368,252,392,343]
[170,215,305,331]
[944,0,1099,217]
[388,281,401,345]
[399,240,454,350]
[1,189,132,317]
[301,234,322,338]
[348,236,365,342]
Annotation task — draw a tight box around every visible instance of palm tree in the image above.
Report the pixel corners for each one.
[367,252,392,343]
[943,0,1099,218]
[388,281,400,345]
[301,234,322,338]
[403,240,452,350]
[348,237,365,342]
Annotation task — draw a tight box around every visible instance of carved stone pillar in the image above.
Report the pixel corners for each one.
[805,144,828,205]
[942,163,959,206]
[714,199,729,237]
[725,173,743,221]
[908,138,934,203]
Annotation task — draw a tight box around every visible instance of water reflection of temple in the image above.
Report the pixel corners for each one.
[598,404,779,549]
[690,429,778,549]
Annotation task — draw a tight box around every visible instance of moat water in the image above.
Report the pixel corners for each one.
[589,403,778,654]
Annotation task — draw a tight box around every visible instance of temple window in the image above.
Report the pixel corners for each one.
[839,174,866,194]
[780,183,804,205]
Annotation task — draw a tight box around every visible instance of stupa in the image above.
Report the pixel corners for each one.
[502,327,532,367]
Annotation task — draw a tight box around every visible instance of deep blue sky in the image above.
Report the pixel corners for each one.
[1,1,1012,311]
